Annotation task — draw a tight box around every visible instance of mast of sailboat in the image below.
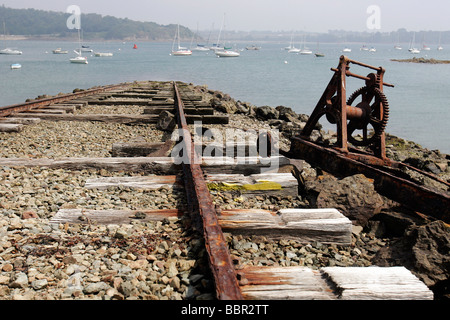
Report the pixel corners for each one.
[216,14,225,49]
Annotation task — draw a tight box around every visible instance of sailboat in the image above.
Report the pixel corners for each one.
[171,24,192,56]
[191,23,210,52]
[299,34,312,55]
[408,32,420,54]
[0,22,22,55]
[437,33,443,51]
[214,15,240,57]
[314,42,324,57]
[216,47,240,57]
[70,28,88,64]
[210,17,225,52]
[286,33,300,53]
[394,33,402,50]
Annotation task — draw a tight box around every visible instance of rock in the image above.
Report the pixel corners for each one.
[310,174,386,226]
[84,282,111,294]
[255,106,279,121]
[166,261,178,278]
[235,101,250,114]
[275,106,297,122]
[10,273,28,289]
[373,220,450,299]
[22,211,39,219]
[0,275,10,285]
[31,279,48,290]
[156,111,176,132]
[211,98,237,114]
[372,210,426,237]
[170,276,181,290]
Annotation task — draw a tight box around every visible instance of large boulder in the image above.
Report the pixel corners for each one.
[372,220,450,299]
[304,173,387,226]
[255,106,279,121]
[276,106,298,122]
[211,98,238,114]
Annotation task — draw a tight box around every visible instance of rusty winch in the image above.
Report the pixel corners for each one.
[290,56,450,222]
[300,55,394,165]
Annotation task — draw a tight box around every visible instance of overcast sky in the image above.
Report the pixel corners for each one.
[1,0,449,33]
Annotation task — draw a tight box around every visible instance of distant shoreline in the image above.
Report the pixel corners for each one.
[391,57,450,64]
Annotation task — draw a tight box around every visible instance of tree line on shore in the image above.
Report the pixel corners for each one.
[0,5,193,41]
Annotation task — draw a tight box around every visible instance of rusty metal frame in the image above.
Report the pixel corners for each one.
[173,81,243,300]
[290,56,449,222]
[300,55,394,162]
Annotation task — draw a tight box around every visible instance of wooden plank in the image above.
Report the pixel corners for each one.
[0,157,179,174]
[43,105,77,113]
[196,142,260,157]
[0,156,287,174]
[220,208,352,245]
[0,123,23,132]
[206,173,298,197]
[239,266,336,300]
[84,172,297,196]
[143,107,174,114]
[59,101,88,107]
[186,115,228,124]
[51,207,350,245]
[112,93,156,99]
[85,175,180,190]
[321,266,434,300]
[144,107,213,115]
[27,109,67,114]
[52,103,86,109]
[50,209,182,225]
[0,117,41,124]
[201,156,290,174]
[14,113,158,124]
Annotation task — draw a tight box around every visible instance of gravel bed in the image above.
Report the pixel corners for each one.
[75,105,147,115]
[0,166,214,300]
[0,121,163,158]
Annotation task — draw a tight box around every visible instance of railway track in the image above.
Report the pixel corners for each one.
[0,80,434,302]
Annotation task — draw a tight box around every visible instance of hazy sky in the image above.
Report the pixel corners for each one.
[2,0,449,33]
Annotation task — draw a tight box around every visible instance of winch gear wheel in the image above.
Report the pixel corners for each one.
[345,86,389,147]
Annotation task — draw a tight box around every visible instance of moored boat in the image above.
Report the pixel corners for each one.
[94,52,113,57]
[216,49,240,57]
[53,48,68,54]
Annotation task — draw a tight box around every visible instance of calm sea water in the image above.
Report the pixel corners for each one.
[0,40,449,154]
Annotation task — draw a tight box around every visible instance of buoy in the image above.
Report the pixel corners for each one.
[133,44,138,49]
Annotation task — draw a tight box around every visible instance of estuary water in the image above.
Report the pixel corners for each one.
[0,40,449,154]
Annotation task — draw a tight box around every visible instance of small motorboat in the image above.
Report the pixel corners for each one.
[53,48,68,54]
[94,52,113,57]
[10,63,21,69]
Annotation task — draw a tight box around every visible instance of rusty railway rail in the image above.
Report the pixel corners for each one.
[173,81,243,300]
[0,83,129,117]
